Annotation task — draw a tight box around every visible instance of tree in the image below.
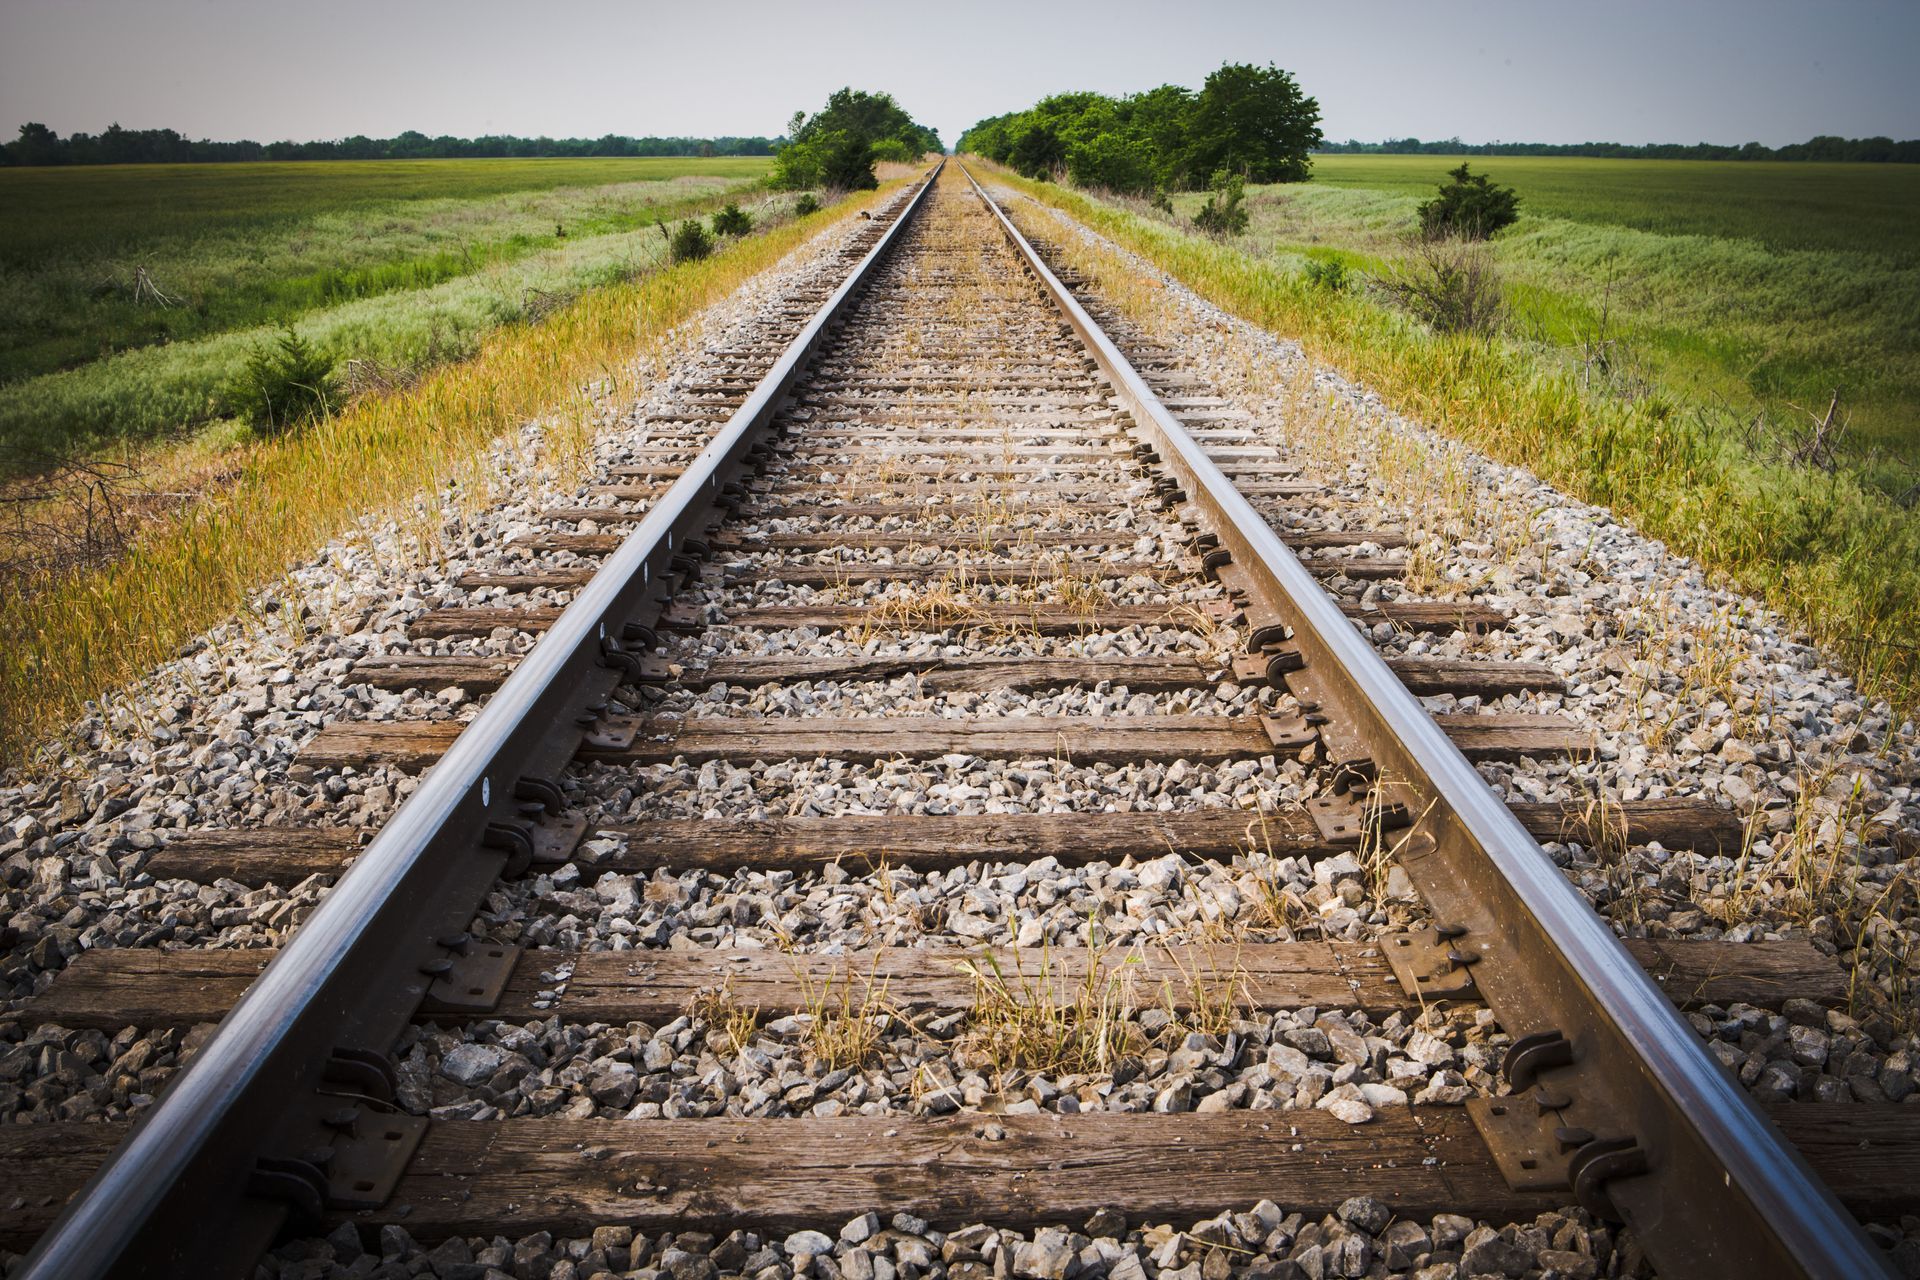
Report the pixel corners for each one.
[772,88,937,190]
[8,122,65,166]
[815,131,878,190]
[1417,163,1521,239]
[1125,84,1197,188]
[1186,63,1322,183]
[1067,130,1156,193]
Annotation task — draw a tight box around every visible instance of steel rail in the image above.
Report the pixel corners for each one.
[18,160,944,1280]
[959,161,1886,1279]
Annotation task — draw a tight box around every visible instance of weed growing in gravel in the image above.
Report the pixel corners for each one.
[955,940,1143,1077]
[1712,764,1872,929]
[791,960,895,1070]
[688,980,761,1054]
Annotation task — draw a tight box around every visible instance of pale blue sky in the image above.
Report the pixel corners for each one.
[2,0,1915,149]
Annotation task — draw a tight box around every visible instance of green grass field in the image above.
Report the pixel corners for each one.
[0,156,774,463]
[1195,156,1920,496]
[1309,155,1920,259]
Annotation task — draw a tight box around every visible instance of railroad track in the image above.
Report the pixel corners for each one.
[2,161,1912,1278]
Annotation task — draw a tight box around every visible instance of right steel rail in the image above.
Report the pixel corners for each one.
[961,160,1887,1280]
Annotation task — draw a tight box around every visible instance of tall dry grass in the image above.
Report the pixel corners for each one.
[0,182,899,767]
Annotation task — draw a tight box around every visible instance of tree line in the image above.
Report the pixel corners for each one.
[1,123,780,166]
[957,64,1324,196]
[1318,134,1920,163]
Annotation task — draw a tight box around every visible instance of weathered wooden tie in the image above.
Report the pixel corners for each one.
[3,1107,1914,1249]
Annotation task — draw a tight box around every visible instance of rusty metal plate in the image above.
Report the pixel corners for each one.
[530,812,589,866]
[1307,795,1366,846]
[1231,653,1270,684]
[1260,713,1317,751]
[325,1108,430,1209]
[581,714,641,751]
[1467,1094,1576,1192]
[1383,927,1481,1001]
[422,942,520,1015]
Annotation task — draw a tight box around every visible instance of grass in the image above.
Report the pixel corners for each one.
[1197,156,1920,495]
[0,157,774,461]
[976,159,1920,715]
[953,936,1246,1082]
[0,180,900,767]
[1309,155,1920,259]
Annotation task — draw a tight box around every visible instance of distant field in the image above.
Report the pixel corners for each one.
[1211,155,1920,493]
[1309,155,1920,260]
[0,156,774,462]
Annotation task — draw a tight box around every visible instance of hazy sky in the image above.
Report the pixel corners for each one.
[3,0,1916,150]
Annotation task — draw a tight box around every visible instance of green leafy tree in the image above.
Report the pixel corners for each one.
[8,123,65,166]
[1066,131,1157,193]
[960,66,1319,193]
[815,130,879,190]
[772,88,938,190]
[1186,63,1322,183]
[1125,85,1198,188]
[1417,163,1522,239]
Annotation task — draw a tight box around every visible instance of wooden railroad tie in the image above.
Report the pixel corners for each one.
[295,712,1590,773]
[5,1106,1915,1249]
[143,800,1742,886]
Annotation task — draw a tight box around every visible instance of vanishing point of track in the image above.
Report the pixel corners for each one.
[4,163,1905,1278]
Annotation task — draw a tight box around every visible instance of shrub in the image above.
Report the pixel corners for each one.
[794,193,820,217]
[1373,238,1504,336]
[815,131,879,190]
[1418,163,1521,240]
[712,202,753,236]
[665,219,713,263]
[1066,131,1157,195]
[1303,258,1351,293]
[226,327,335,433]
[1192,171,1248,237]
[773,129,877,191]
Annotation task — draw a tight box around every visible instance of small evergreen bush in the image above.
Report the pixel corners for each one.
[1303,258,1351,293]
[794,193,820,216]
[226,327,335,433]
[1418,163,1521,240]
[1191,171,1248,237]
[666,219,713,263]
[712,203,753,236]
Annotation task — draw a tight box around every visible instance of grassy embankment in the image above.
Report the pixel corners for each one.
[1251,155,1920,497]
[974,157,1920,711]
[0,179,901,767]
[0,156,774,461]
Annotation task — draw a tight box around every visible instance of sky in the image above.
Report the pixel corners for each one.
[2,0,1916,150]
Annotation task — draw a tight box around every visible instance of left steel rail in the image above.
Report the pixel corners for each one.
[16,160,943,1280]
